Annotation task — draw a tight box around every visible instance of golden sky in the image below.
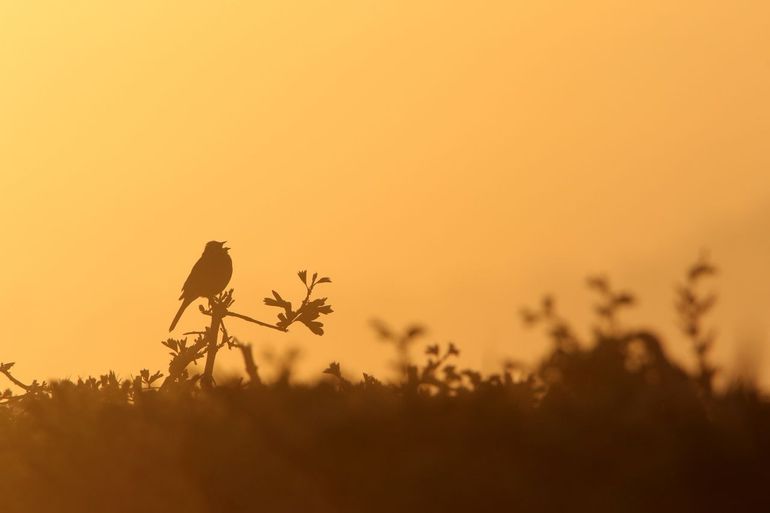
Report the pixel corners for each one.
[1,2,769,386]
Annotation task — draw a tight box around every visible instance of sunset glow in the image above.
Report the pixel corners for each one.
[1,1,769,385]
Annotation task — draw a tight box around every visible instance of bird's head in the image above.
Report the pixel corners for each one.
[204,240,230,253]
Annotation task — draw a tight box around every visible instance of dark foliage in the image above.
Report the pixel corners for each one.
[0,258,768,513]
[264,271,333,335]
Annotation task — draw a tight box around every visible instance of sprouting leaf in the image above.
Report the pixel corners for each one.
[406,325,425,339]
[264,290,291,311]
[316,277,332,284]
[304,321,324,335]
[689,261,717,281]
[323,362,341,377]
[298,270,307,285]
[370,320,394,340]
[443,365,460,382]
[520,308,539,326]
[614,293,635,306]
[542,296,554,315]
[586,275,608,293]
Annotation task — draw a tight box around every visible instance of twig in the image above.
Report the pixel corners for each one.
[0,364,32,392]
[225,311,287,332]
[234,341,261,385]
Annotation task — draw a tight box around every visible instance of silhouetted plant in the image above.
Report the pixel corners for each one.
[520,295,581,352]
[676,253,719,395]
[161,270,333,389]
[2,257,770,513]
[323,361,353,390]
[260,345,302,386]
[264,271,334,335]
[233,339,262,386]
[138,369,164,390]
[370,320,426,377]
[409,342,461,393]
[160,334,208,389]
[586,275,636,337]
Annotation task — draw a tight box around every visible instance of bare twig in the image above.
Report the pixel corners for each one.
[0,363,32,392]
[225,311,286,332]
[233,340,261,386]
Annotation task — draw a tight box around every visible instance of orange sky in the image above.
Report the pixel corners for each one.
[1,2,769,386]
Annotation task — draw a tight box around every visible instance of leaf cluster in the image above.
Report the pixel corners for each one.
[264,271,333,335]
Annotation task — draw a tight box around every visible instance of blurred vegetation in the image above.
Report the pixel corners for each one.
[0,258,767,513]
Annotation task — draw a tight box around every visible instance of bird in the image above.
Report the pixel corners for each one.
[169,241,233,332]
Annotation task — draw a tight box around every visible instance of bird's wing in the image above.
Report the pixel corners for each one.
[180,256,207,299]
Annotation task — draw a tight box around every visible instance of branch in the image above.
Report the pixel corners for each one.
[225,311,287,332]
[0,363,32,392]
[233,340,261,385]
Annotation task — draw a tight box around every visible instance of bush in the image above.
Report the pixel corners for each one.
[0,259,767,513]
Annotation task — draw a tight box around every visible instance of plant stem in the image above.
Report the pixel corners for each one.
[225,311,286,332]
[201,304,225,389]
[236,342,261,386]
[0,367,31,392]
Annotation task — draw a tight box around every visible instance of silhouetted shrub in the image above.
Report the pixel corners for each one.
[0,258,767,513]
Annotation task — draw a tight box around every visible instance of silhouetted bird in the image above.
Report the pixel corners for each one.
[169,241,233,332]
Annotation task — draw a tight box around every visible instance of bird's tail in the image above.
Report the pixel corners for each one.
[169,297,194,332]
